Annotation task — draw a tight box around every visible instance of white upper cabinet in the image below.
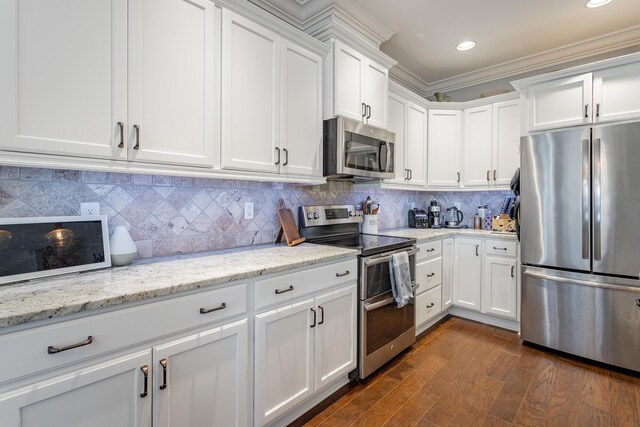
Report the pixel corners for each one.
[327,40,389,129]
[526,73,593,132]
[221,10,323,178]
[221,10,280,174]
[463,99,520,188]
[492,99,521,186]
[463,105,493,187]
[428,110,462,188]
[280,40,323,177]
[405,102,427,187]
[386,93,407,185]
[128,0,216,167]
[593,62,640,124]
[0,0,127,160]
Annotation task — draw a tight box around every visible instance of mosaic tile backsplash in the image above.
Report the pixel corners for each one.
[0,167,512,259]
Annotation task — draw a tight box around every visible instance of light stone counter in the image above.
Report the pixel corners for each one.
[0,243,358,329]
[380,227,518,242]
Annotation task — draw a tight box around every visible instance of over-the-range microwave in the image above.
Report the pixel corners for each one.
[323,116,395,181]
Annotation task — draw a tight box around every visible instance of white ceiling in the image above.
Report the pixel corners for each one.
[250,0,640,97]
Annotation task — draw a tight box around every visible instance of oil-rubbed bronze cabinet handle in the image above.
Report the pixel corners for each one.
[366,104,371,119]
[336,270,350,277]
[133,125,140,150]
[200,302,226,314]
[48,336,93,354]
[275,147,280,165]
[310,308,317,328]
[159,358,168,390]
[318,305,325,325]
[584,104,589,118]
[140,365,149,398]
[427,303,435,308]
[362,102,367,118]
[275,285,293,294]
[635,299,640,308]
[486,170,490,182]
[493,246,508,251]
[511,265,515,278]
[426,248,435,252]
[493,170,497,181]
[117,122,124,148]
[283,148,289,166]
[476,245,479,256]
[427,273,436,278]
[596,103,600,118]
[457,172,461,183]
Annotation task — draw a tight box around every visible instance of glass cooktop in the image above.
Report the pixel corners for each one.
[309,233,415,256]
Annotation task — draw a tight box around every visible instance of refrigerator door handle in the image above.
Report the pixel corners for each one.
[581,138,590,260]
[523,269,640,294]
[593,138,602,261]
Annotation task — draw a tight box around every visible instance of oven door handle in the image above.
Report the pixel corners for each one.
[363,297,395,311]
[363,247,419,267]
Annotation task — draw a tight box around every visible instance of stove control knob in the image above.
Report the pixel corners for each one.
[306,212,313,220]
[313,212,319,219]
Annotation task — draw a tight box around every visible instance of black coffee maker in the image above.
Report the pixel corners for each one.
[427,201,442,229]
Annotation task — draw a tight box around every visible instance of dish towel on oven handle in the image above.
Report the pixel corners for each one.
[390,252,412,308]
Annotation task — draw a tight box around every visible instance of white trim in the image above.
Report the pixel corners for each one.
[416,311,448,336]
[0,150,327,185]
[448,307,520,332]
[0,215,111,285]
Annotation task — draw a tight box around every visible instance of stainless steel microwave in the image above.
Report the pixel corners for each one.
[323,117,395,180]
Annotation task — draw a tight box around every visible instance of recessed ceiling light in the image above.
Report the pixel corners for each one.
[586,0,613,8]
[456,41,476,51]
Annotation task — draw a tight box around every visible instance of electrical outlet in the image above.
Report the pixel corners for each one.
[81,202,100,216]
[411,202,416,209]
[454,202,461,210]
[244,202,254,220]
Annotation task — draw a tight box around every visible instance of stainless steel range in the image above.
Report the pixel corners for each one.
[299,205,418,379]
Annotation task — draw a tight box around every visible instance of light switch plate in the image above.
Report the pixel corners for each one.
[244,202,254,220]
[81,202,100,216]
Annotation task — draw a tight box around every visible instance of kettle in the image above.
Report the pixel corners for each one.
[445,206,464,228]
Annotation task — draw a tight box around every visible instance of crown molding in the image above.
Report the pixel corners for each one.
[390,24,640,96]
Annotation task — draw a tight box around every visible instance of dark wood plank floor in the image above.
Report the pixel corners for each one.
[301,317,640,427]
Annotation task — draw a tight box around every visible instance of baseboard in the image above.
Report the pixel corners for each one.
[416,311,449,336]
[448,307,520,331]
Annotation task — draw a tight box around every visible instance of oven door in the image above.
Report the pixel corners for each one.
[360,246,418,300]
[340,118,395,179]
[359,291,416,379]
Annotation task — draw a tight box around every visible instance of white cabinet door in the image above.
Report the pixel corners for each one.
[333,41,365,123]
[280,40,323,177]
[428,110,461,187]
[221,10,280,174]
[442,238,454,309]
[364,59,388,129]
[482,257,517,320]
[415,285,442,327]
[406,102,427,187]
[527,73,592,131]
[593,62,640,124]
[0,0,127,160]
[492,99,521,186]
[463,105,493,187]
[255,298,315,426]
[314,285,357,391]
[153,319,248,427]
[386,93,407,185]
[453,238,482,311]
[0,350,151,427]
[128,0,216,167]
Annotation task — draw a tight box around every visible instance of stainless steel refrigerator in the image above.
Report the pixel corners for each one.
[520,121,640,372]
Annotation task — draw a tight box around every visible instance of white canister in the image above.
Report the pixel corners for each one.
[362,215,378,234]
[109,226,138,266]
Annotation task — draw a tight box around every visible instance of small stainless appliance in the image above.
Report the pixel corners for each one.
[445,206,464,228]
[408,209,429,228]
[323,117,395,180]
[520,122,640,372]
[427,201,442,228]
[299,205,417,379]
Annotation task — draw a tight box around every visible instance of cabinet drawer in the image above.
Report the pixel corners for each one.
[0,283,247,385]
[417,240,442,261]
[255,259,357,311]
[485,240,517,257]
[415,257,442,295]
[416,285,442,326]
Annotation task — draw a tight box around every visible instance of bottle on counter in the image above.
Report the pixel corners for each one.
[473,215,482,230]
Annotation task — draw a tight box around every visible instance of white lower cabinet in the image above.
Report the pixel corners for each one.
[416,285,442,326]
[153,319,248,427]
[254,283,357,426]
[0,350,152,427]
[482,257,517,320]
[452,238,483,311]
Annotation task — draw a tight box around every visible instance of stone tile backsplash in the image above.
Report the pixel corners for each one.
[0,166,512,259]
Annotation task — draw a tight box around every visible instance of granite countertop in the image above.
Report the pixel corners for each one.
[381,227,518,242]
[0,243,358,329]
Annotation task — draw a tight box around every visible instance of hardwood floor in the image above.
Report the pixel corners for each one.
[299,317,640,427]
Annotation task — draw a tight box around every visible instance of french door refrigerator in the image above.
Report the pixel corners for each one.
[520,121,640,372]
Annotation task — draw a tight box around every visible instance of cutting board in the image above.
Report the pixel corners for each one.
[275,199,305,246]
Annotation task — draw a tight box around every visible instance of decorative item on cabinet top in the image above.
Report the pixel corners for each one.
[0,215,111,285]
